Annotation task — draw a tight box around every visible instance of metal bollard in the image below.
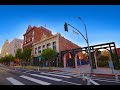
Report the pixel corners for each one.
[87,74,91,85]
[82,73,85,81]
[115,73,119,82]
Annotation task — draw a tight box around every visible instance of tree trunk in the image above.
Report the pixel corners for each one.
[48,60,51,67]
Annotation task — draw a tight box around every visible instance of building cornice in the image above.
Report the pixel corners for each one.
[23,41,33,47]
[33,33,60,46]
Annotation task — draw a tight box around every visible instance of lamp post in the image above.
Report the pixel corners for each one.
[78,17,93,72]
[64,17,93,72]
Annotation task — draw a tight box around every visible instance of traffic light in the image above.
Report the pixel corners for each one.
[64,22,68,32]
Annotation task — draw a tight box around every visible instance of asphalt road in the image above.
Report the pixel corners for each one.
[0,65,120,85]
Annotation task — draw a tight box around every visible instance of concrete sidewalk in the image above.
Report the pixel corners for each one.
[55,65,120,76]
[9,65,120,76]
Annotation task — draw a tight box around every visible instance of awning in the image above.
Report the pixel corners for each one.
[38,55,45,60]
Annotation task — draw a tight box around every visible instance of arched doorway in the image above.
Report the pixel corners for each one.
[75,51,88,68]
[63,53,72,68]
[94,48,112,69]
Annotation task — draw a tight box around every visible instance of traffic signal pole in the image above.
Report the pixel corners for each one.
[64,19,93,73]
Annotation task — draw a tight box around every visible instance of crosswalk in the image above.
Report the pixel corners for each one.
[49,71,78,77]
[5,68,120,85]
[90,76,120,84]
[50,71,120,84]
[46,71,80,77]
[20,75,51,85]
[6,77,24,85]
[6,70,82,85]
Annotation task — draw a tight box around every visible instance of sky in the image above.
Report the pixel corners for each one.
[0,5,120,53]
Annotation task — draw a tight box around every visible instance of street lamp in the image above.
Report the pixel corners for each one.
[64,17,93,72]
[78,17,93,72]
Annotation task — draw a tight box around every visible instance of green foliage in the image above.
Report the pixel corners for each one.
[41,48,58,67]
[0,54,15,65]
[15,48,23,60]
[97,55,109,67]
[8,54,15,62]
[22,48,32,61]
[0,57,4,63]
[111,53,120,70]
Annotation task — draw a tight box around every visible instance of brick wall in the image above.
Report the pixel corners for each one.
[59,35,80,52]
[116,48,120,55]
[23,26,53,49]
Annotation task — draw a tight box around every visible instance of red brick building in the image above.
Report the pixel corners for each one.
[116,48,120,59]
[23,25,80,66]
[116,48,120,56]
[23,25,53,49]
[59,36,79,51]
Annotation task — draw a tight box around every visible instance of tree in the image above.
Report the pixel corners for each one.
[111,53,120,70]
[8,54,15,62]
[102,50,110,57]
[15,48,23,59]
[22,48,32,66]
[97,55,109,67]
[15,48,23,65]
[0,55,15,66]
[0,57,4,63]
[41,48,58,67]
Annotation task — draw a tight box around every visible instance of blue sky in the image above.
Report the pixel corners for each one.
[0,5,120,53]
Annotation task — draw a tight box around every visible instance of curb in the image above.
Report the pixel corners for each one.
[89,73,120,76]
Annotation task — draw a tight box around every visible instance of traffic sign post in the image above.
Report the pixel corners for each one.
[38,57,41,71]
[108,60,114,74]
[115,73,119,82]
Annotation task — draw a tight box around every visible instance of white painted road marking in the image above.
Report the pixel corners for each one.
[62,80,82,85]
[48,71,69,74]
[30,74,62,81]
[48,71,78,77]
[41,72,71,78]
[20,75,51,85]
[91,77,119,81]
[6,77,24,85]
[23,71,32,73]
[85,76,100,85]
[92,78,120,83]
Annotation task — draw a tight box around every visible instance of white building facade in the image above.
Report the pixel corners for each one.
[33,33,60,57]
[7,38,23,56]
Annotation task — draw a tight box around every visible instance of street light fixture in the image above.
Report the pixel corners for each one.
[64,17,93,72]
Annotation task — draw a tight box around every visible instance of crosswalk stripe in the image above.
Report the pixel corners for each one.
[6,77,24,85]
[48,71,78,77]
[23,70,32,73]
[30,74,62,81]
[91,77,118,81]
[20,75,51,85]
[62,80,82,85]
[41,72,71,78]
[48,71,68,74]
[84,76,100,85]
[92,78,120,83]
[60,73,78,76]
